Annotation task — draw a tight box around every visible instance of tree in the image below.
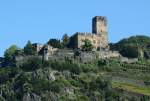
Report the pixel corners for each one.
[24,41,36,55]
[47,39,62,48]
[21,57,43,71]
[119,45,140,58]
[110,35,150,51]
[67,34,78,49]
[110,35,150,59]
[81,39,94,51]
[4,45,20,65]
[144,50,150,59]
[62,33,69,48]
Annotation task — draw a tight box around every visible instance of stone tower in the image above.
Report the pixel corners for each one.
[92,16,107,34]
[92,16,108,49]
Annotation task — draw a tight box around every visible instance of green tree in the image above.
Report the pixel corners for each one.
[47,39,62,48]
[120,45,140,58]
[67,34,78,49]
[81,39,94,51]
[24,41,36,55]
[62,33,69,48]
[21,57,43,71]
[4,45,20,65]
[144,50,150,59]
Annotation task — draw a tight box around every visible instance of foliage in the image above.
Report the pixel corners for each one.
[119,45,140,58]
[110,35,150,58]
[1,35,150,100]
[4,45,20,65]
[0,67,20,84]
[111,35,150,49]
[47,39,62,48]
[112,81,150,96]
[62,33,70,48]
[144,50,150,59]
[67,33,78,49]
[51,61,82,74]
[21,57,43,71]
[24,41,36,55]
[31,78,51,92]
[81,39,94,51]
[0,59,150,100]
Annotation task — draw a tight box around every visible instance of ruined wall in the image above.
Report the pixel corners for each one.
[76,32,108,50]
[77,32,99,49]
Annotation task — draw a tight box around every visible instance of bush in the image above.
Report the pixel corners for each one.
[51,61,82,74]
[49,81,64,93]
[119,45,139,58]
[0,70,9,83]
[0,67,19,83]
[21,57,43,71]
[144,50,150,59]
[98,59,107,67]
[69,79,82,87]
[31,78,51,93]
[24,41,36,55]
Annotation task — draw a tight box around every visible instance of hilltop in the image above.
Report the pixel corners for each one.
[0,16,150,101]
[0,35,150,101]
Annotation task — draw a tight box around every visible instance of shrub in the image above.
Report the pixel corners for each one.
[69,79,82,87]
[49,81,64,93]
[51,61,82,74]
[119,45,140,58]
[0,70,9,83]
[24,41,36,55]
[21,57,43,71]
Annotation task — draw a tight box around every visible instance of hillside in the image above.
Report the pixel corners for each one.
[0,57,150,101]
[110,35,150,58]
[0,35,150,101]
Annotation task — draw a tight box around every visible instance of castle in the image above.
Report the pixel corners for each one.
[33,16,109,55]
[15,16,120,63]
[70,16,109,50]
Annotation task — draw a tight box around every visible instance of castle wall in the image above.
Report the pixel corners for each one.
[69,16,109,50]
[75,32,108,50]
[77,33,100,49]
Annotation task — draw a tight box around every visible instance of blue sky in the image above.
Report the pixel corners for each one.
[0,0,150,56]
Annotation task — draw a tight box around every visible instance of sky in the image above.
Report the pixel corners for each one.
[0,0,150,56]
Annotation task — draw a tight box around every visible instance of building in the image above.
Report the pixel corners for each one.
[32,43,44,54]
[69,16,109,50]
[15,16,121,63]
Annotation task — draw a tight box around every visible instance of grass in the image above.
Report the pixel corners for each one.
[112,81,150,96]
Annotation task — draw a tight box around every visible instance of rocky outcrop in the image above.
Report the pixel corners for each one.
[32,68,56,81]
[22,93,41,101]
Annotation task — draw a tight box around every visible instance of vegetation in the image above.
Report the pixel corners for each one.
[112,81,150,96]
[110,35,150,59]
[81,39,94,51]
[0,35,150,100]
[20,57,43,71]
[24,40,36,55]
[0,55,150,100]
[4,45,20,66]
[47,39,62,48]
[62,33,70,48]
